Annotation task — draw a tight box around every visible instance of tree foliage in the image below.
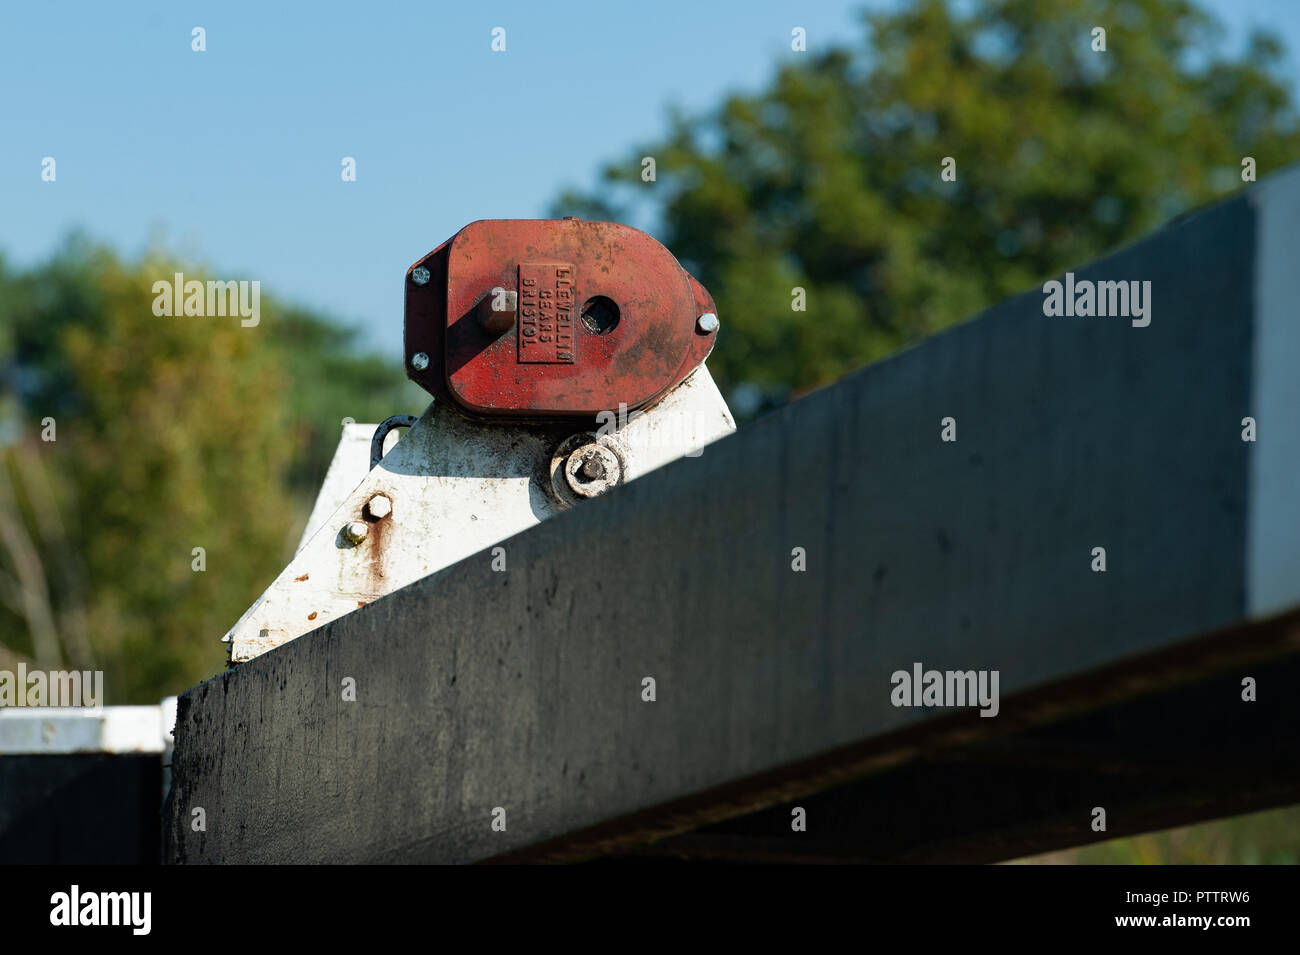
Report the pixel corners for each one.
[0,238,422,700]
[554,0,1300,412]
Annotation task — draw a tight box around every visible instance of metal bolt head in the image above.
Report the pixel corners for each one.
[550,433,626,507]
[411,352,430,371]
[365,494,392,520]
[411,266,431,286]
[696,312,720,334]
[343,520,369,544]
[564,444,622,498]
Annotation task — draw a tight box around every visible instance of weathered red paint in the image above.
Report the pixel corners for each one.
[404,219,716,419]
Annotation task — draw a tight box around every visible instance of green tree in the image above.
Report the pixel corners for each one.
[554,0,1300,413]
[0,237,423,701]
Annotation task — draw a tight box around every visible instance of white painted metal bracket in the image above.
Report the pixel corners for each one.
[223,366,735,663]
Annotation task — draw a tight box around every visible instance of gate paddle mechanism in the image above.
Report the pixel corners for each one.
[223,219,736,663]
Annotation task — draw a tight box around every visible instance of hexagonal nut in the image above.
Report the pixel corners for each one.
[342,520,369,545]
[364,494,392,520]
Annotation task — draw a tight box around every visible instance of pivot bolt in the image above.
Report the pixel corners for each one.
[550,433,626,507]
[564,444,622,499]
[411,266,431,286]
[411,352,430,371]
[343,521,369,544]
[696,312,719,334]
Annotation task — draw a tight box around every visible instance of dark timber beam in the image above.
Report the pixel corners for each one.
[598,620,1300,864]
[167,167,1300,864]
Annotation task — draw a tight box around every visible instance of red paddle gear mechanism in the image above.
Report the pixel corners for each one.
[224,219,735,663]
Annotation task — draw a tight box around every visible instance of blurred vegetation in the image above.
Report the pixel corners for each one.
[0,0,1297,863]
[554,0,1300,415]
[0,236,424,701]
[1014,805,1300,864]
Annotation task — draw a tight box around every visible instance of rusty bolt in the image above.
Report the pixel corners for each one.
[411,352,430,371]
[696,312,719,334]
[564,444,621,498]
[411,266,431,286]
[343,520,369,544]
[365,494,392,520]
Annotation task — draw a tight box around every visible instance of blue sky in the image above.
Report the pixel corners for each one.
[3,0,1297,355]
